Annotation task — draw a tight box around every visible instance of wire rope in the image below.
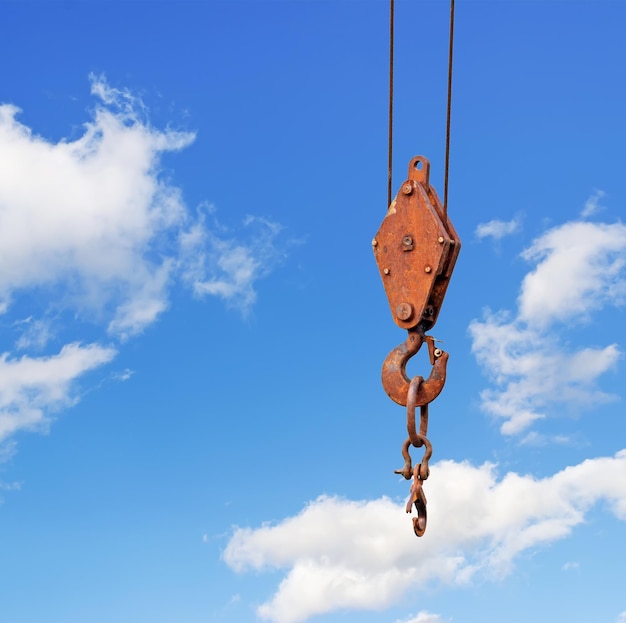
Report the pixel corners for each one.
[443,0,456,217]
[387,0,456,215]
[387,0,395,207]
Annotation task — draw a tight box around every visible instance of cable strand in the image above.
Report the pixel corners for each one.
[387,0,395,207]
[443,0,456,218]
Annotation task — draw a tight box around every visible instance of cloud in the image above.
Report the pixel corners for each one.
[181,212,286,314]
[0,479,21,492]
[14,317,54,351]
[223,450,626,623]
[0,440,17,464]
[0,75,291,447]
[518,221,626,328]
[0,75,288,337]
[617,611,626,623]
[0,75,195,338]
[111,368,134,382]
[396,612,447,623]
[469,309,620,435]
[581,189,605,218]
[0,343,116,442]
[475,217,520,241]
[470,218,626,436]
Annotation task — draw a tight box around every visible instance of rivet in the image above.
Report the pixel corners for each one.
[372,239,378,247]
[438,236,444,244]
[424,266,432,273]
[383,268,390,275]
[402,183,413,195]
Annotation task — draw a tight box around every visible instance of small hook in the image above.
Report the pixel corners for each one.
[407,464,428,537]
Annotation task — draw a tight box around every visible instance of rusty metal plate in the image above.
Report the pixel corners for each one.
[373,156,460,331]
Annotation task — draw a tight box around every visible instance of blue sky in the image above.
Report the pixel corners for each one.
[0,1,625,622]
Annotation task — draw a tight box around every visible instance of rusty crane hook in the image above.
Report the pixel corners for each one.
[396,435,433,538]
[381,330,448,408]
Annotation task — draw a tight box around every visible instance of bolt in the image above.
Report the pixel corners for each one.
[383,268,390,275]
[402,183,413,195]
[372,238,378,247]
[424,266,432,273]
[402,235,413,246]
[438,236,444,244]
[396,303,414,321]
[434,348,443,358]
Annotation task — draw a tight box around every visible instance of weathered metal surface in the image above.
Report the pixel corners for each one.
[373,156,460,332]
[394,377,434,536]
[374,155,461,538]
[408,460,428,537]
[381,330,448,407]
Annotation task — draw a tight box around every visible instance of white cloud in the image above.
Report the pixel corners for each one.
[0,76,195,337]
[561,561,579,571]
[475,217,520,241]
[469,310,620,435]
[14,317,54,351]
[0,76,291,448]
[617,611,626,623]
[519,431,572,446]
[0,343,116,442]
[581,189,605,218]
[395,612,447,623]
[181,213,285,314]
[0,479,21,492]
[111,368,134,382]
[519,221,626,328]
[470,218,626,436]
[0,75,288,337]
[0,440,17,464]
[223,450,626,623]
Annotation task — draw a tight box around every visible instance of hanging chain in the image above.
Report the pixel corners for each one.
[393,337,441,536]
[388,0,456,215]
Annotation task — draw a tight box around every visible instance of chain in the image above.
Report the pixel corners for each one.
[394,342,439,537]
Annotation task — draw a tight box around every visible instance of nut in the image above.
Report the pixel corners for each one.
[396,303,414,321]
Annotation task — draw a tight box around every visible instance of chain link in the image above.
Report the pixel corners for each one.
[394,339,439,537]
